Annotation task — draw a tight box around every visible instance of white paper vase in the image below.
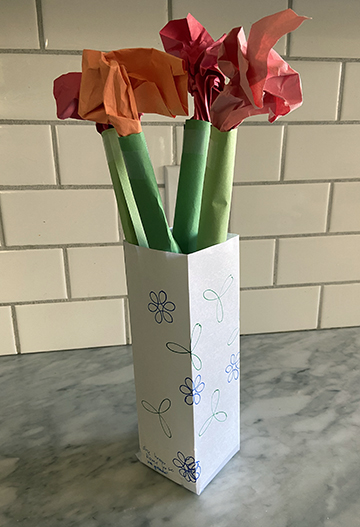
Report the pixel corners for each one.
[124,234,240,494]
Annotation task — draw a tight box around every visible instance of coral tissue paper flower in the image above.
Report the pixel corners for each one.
[78,48,188,136]
[160,13,225,121]
[210,9,309,131]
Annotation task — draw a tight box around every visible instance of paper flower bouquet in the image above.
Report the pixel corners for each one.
[54,9,307,494]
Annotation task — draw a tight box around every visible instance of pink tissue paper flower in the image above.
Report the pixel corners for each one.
[210,9,309,131]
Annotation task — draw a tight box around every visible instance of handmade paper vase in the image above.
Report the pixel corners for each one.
[124,234,240,494]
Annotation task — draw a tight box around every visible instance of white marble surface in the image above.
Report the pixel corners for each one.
[1,327,360,526]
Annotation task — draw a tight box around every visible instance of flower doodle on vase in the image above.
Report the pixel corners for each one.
[225,352,240,383]
[173,451,201,483]
[199,389,227,437]
[166,323,203,371]
[203,274,234,323]
[141,398,172,438]
[179,374,205,405]
[148,290,176,324]
[227,327,239,346]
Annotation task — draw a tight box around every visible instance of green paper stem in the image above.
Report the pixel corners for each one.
[197,126,238,251]
[102,128,148,248]
[172,119,211,254]
[119,132,180,253]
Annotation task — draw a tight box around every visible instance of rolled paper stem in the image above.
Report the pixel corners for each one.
[172,119,211,254]
[197,126,238,251]
[119,132,181,253]
[102,128,148,248]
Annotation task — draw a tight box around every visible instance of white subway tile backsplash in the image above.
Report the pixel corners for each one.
[277,235,360,284]
[284,125,360,180]
[322,283,360,329]
[0,54,82,120]
[240,286,320,334]
[16,299,127,353]
[240,239,275,288]
[0,190,119,245]
[42,0,166,50]
[284,61,341,122]
[291,0,360,58]
[56,125,110,185]
[341,63,360,121]
[330,183,360,233]
[0,125,56,186]
[164,165,180,227]
[0,0,359,349]
[0,0,39,49]
[234,126,283,182]
[230,183,330,236]
[0,249,66,302]
[67,246,127,298]
[0,307,16,355]
[172,0,288,54]
[142,126,173,184]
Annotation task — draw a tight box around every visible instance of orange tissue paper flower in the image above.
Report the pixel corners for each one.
[78,48,188,136]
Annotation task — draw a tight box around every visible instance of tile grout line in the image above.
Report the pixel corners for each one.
[3,228,360,254]
[325,183,335,232]
[0,185,114,190]
[240,279,360,291]
[316,285,325,329]
[62,248,73,300]
[124,297,132,345]
[233,177,360,186]
[10,305,22,354]
[167,0,173,22]
[272,238,280,286]
[4,116,360,128]
[3,119,360,127]
[0,48,82,55]
[286,56,360,62]
[278,124,287,181]
[0,201,6,248]
[35,0,46,50]
[50,125,61,186]
[5,178,360,189]
[1,279,360,309]
[336,62,346,121]
[0,295,129,308]
[1,47,359,63]
[285,0,293,57]
[0,242,123,251]
[239,231,360,240]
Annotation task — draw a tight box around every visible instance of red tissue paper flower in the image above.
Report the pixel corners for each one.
[53,72,82,120]
[160,13,226,121]
[53,71,113,134]
[210,9,309,131]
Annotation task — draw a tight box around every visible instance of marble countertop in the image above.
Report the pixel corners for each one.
[1,326,360,526]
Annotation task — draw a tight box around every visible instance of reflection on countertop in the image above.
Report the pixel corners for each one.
[1,326,360,526]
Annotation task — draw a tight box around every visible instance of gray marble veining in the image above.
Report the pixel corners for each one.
[1,327,360,526]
